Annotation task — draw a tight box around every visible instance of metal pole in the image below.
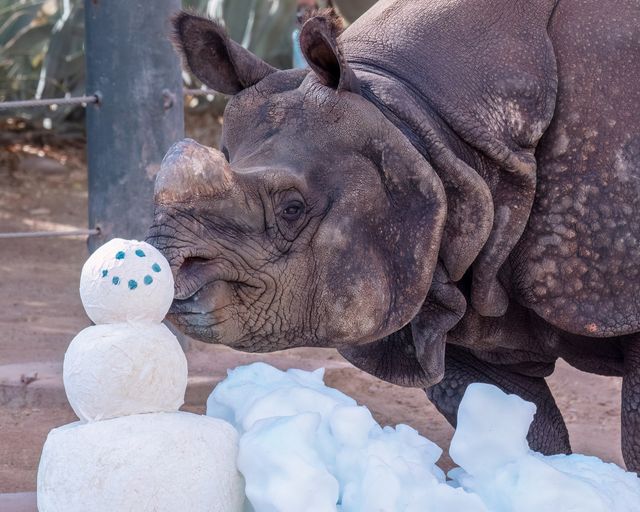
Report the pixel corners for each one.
[84,0,184,251]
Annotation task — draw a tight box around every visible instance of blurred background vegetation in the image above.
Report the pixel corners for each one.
[0,0,375,131]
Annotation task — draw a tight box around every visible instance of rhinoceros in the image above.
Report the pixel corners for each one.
[148,0,640,470]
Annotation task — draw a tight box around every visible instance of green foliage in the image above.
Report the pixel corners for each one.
[0,0,374,124]
[0,1,47,102]
[0,1,82,102]
[0,0,299,123]
[200,0,298,70]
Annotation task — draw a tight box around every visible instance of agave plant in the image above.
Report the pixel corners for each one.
[196,0,298,70]
[0,0,83,123]
[0,0,51,103]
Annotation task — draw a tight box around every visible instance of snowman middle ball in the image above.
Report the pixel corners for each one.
[63,323,188,422]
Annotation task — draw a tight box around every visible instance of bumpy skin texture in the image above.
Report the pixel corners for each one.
[150,0,640,470]
[509,0,640,338]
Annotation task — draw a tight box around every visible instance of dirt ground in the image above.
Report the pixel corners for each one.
[0,121,625,493]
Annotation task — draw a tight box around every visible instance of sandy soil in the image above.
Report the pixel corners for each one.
[0,128,625,493]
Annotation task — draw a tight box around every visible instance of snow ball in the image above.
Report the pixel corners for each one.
[64,323,187,422]
[79,238,173,324]
[37,412,244,512]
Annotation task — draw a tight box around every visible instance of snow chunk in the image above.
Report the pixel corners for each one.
[449,383,640,512]
[449,382,535,476]
[209,366,640,512]
[239,413,340,512]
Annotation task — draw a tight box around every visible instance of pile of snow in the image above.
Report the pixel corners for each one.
[208,363,483,511]
[208,362,640,512]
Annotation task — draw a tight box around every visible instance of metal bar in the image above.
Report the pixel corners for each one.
[84,0,184,252]
[0,229,100,239]
[0,95,99,111]
[0,89,215,111]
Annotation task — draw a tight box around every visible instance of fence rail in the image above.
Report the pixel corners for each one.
[0,95,100,111]
[0,229,101,239]
[0,89,215,111]
[183,88,217,97]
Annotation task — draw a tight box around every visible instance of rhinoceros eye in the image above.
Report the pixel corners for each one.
[281,201,304,222]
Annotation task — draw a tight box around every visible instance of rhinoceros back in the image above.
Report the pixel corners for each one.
[510,0,640,337]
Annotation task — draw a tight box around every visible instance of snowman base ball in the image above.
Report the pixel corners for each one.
[37,412,245,512]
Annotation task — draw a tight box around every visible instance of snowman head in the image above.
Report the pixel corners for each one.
[80,239,174,324]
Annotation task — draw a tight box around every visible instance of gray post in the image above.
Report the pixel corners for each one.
[84,0,184,251]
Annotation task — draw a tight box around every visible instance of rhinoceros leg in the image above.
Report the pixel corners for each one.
[622,337,640,473]
[426,344,571,456]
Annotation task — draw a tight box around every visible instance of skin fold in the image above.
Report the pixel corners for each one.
[147,0,640,470]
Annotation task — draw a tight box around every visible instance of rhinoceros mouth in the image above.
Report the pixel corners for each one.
[167,277,247,345]
[170,255,264,327]
[170,280,231,314]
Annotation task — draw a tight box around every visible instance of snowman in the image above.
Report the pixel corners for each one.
[37,238,245,512]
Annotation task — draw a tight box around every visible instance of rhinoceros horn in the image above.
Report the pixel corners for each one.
[154,138,233,205]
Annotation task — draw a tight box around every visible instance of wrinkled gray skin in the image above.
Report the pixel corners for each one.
[147,0,640,470]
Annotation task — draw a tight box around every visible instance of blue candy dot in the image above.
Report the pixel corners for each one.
[135,249,146,257]
[115,251,125,260]
[128,279,138,290]
[112,276,120,285]
[101,269,108,278]
[151,263,161,273]
[143,275,153,285]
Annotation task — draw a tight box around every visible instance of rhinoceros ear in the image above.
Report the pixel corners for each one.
[172,11,276,95]
[299,12,360,93]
